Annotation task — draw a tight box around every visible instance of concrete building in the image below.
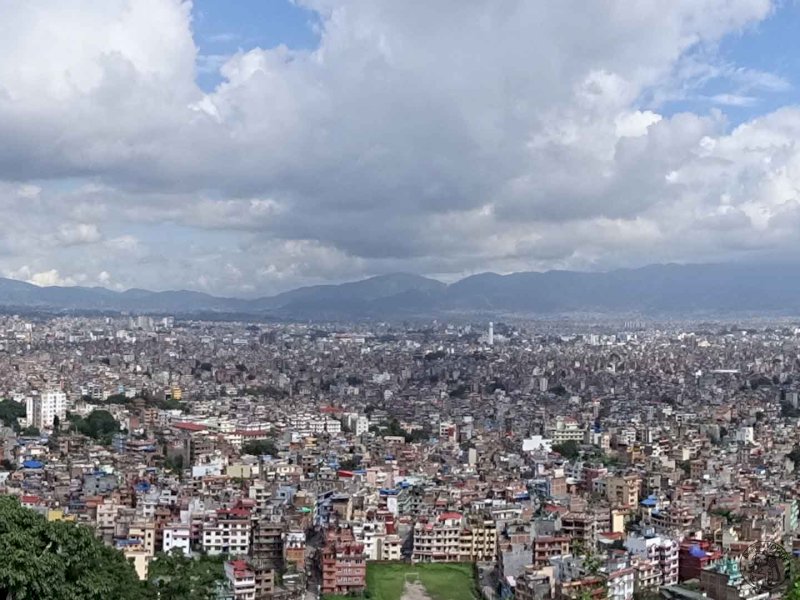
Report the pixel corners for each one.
[224,559,256,600]
[413,512,463,562]
[26,390,67,430]
[163,523,192,556]
[321,534,366,597]
[202,508,252,556]
[625,533,679,590]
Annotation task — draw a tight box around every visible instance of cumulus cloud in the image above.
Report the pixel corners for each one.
[7,266,75,287]
[1,0,799,295]
[56,223,102,246]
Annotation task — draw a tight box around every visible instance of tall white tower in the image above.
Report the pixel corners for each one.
[488,322,494,346]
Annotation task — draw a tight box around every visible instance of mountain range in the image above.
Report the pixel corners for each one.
[1,263,800,319]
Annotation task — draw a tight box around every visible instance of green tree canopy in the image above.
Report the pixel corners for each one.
[788,445,800,466]
[552,440,580,459]
[241,439,278,456]
[147,550,224,600]
[20,426,40,437]
[69,409,120,442]
[0,496,150,600]
[0,399,25,431]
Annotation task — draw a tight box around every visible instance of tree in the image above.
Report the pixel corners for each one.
[0,399,25,431]
[781,402,800,418]
[0,495,151,600]
[20,426,40,437]
[241,439,278,457]
[787,579,800,600]
[147,550,224,600]
[338,456,361,471]
[164,454,184,473]
[70,410,120,443]
[552,440,580,459]
[103,393,131,405]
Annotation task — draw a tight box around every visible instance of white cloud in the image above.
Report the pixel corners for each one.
[7,266,75,287]
[56,223,102,246]
[17,184,41,199]
[2,0,800,295]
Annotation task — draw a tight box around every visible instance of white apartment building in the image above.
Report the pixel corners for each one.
[607,567,636,600]
[624,534,679,589]
[353,520,403,561]
[26,390,67,430]
[343,413,370,436]
[163,523,192,556]
[201,509,252,556]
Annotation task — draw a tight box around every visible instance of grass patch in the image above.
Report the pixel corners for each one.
[367,562,478,600]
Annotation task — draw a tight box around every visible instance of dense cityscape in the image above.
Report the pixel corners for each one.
[6,0,800,598]
[2,314,800,599]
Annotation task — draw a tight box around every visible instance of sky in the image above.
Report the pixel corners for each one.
[1,0,800,297]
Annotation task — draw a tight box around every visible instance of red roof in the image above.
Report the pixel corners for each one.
[438,511,463,521]
[173,422,207,432]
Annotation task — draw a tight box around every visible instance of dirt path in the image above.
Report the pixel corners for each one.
[400,579,434,600]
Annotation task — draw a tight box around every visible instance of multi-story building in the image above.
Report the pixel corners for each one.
[251,560,276,599]
[354,519,401,561]
[202,508,252,556]
[647,504,697,537]
[163,523,192,556]
[531,535,571,567]
[413,512,463,562]
[515,565,555,600]
[26,390,67,430]
[606,475,641,508]
[679,540,719,582]
[250,518,284,565]
[624,533,679,590]
[459,514,498,563]
[699,557,767,600]
[128,520,156,557]
[561,510,601,551]
[549,417,586,444]
[607,566,636,600]
[320,534,366,596]
[284,530,306,570]
[224,559,256,600]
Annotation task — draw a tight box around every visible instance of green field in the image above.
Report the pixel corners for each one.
[325,562,479,600]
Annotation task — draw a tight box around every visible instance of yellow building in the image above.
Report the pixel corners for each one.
[46,508,76,522]
[606,474,641,508]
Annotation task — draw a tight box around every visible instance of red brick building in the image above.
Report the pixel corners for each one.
[321,529,366,596]
[679,540,720,582]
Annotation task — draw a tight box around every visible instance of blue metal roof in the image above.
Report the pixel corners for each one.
[688,545,707,558]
